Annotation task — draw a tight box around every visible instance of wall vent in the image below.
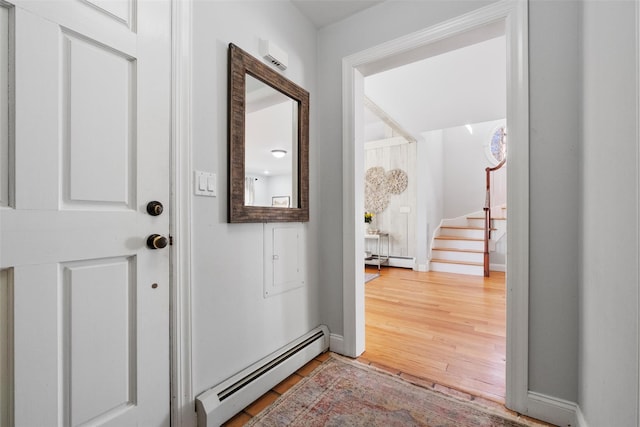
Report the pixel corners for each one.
[259,39,288,71]
[195,325,329,426]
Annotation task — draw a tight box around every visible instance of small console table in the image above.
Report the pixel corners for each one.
[364,232,390,271]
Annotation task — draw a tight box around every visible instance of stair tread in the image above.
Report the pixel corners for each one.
[431,258,484,267]
[441,225,484,230]
[435,235,483,241]
[432,247,483,253]
[466,216,507,220]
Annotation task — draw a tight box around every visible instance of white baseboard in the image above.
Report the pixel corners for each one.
[575,405,589,427]
[329,333,345,355]
[490,263,506,272]
[387,256,415,269]
[526,391,579,427]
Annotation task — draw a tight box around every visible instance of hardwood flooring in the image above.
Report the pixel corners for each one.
[223,268,557,426]
[360,266,507,403]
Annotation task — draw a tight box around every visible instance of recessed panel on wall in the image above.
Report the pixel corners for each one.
[0,6,10,208]
[62,31,136,209]
[0,269,12,427]
[82,0,136,30]
[264,224,306,297]
[62,257,136,425]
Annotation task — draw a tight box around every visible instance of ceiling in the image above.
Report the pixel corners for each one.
[290,0,384,28]
[364,35,507,140]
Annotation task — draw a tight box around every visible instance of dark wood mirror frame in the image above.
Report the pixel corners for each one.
[228,43,309,223]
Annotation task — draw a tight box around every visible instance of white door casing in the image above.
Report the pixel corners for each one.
[342,0,529,416]
[0,1,171,425]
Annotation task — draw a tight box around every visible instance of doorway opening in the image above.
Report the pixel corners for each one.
[360,32,508,402]
[341,0,529,413]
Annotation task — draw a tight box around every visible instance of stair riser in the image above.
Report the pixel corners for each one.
[431,250,484,263]
[466,218,486,228]
[439,228,485,239]
[466,218,507,228]
[430,262,484,276]
[433,239,484,251]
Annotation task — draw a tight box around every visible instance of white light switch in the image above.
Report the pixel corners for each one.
[207,175,216,194]
[195,171,216,197]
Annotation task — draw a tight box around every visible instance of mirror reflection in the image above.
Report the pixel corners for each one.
[244,75,298,208]
[227,43,309,223]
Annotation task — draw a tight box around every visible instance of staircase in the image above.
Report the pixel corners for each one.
[430,207,506,276]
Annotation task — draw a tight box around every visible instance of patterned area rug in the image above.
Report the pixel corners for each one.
[247,355,540,426]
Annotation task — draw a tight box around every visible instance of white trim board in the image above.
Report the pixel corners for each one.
[526,392,579,427]
[637,2,640,425]
[364,96,416,143]
[364,136,411,150]
[329,333,345,355]
[341,0,530,418]
[575,405,589,427]
[170,0,194,425]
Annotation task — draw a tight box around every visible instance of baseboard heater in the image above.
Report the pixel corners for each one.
[387,256,415,269]
[195,325,330,427]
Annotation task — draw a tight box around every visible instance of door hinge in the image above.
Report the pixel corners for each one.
[169,235,174,246]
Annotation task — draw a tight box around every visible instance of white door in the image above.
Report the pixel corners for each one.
[0,1,171,425]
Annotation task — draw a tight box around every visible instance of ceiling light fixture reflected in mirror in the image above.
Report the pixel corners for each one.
[271,149,287,158]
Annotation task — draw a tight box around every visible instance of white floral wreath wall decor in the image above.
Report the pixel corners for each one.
[365,167,408,213]
[386,169,408,194]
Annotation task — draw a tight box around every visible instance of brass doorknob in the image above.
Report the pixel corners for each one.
[147,234,168,249]
[146,201,164,216]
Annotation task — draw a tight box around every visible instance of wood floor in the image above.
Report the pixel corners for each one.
[360,266,506,403]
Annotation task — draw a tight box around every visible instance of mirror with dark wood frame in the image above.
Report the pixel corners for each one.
[228,43,309,223]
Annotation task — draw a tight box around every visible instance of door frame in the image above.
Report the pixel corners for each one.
[170,0,195,425]
[340,0,530,414]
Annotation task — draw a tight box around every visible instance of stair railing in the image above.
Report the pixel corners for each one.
[484,158,506,277]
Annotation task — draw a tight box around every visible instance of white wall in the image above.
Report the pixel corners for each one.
[422,130,444,261]
[580,1,639,425]
[267,175,292,202]
[247,174,292,207]
[190,0,319,397]
[442,119,506,218]
[364,138,417,258]
[318,0,580,408]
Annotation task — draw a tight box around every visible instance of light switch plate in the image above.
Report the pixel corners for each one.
[194,171,216,196]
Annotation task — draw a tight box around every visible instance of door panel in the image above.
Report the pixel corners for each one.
[63,31,136,207]
[1,1,170,425]
[65,257,136,426]
[83,0,134,28]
